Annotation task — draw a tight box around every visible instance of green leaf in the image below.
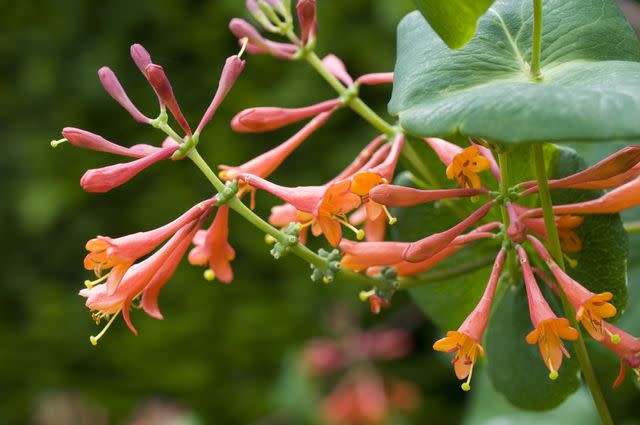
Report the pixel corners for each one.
[390,0,640,144]
[463,370,599,425]
[485,283,581,410]
[412,0,495,49]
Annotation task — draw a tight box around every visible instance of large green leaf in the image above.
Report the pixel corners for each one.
[390,0,640,144]
[412,0,495,49]
[485,283,581,410]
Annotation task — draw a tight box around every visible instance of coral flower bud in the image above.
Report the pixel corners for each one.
[296,0,317,44]
[355,73,394,86]
[526,177,640,216]
[220,109,335,181]
[403,201,494,263]
[506,202,527,243]
[322,54,353,86]
[97,67,151,123]
[196,55,246,134]
[528,235,617,342]
[520,146,640,191]
[434,249,505,391]
[369,185,486,207]
[231,99,340,133]
[81,144,178,193]
[339,240,407,272]
[517,246,578,379]
[62,127,153,158]
[144,64,192,136]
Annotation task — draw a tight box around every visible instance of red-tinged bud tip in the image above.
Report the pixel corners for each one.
[144,64,192,136]
[297,0,318,45]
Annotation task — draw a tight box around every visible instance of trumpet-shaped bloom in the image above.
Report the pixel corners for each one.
[446,146,491,189]
[518,246,578,379]
[528,235,617,341]
[231,99,339,133]
[434,249,505,391]
[238,174,361,246]
[81,222,199,341]
[599,323,640,388]
[84,201,212,294]
[188,206,236,284]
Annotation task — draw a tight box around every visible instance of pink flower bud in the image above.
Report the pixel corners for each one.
[231,99,339,133]
[506,202,527,243]
[98,67,151,123]
[80,144,178,193]
[369,185,485,207]
[62,127,153,158]
[195,55,245,134]
[229,18,298,59]
[144,64,192,136]
[130,43,153,74]
[322,54,353,86]
[296,0,317,45]
[403,202,494,262]
[355,73,394,86]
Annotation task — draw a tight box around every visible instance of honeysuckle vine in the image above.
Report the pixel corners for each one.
[51,1,640,424]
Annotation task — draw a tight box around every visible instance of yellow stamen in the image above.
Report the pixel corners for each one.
[359,290,375,302]
[383,206,398,225]
[50,138,67,148]
[604,327,621,344]
[322,276,332,284]
[203,269,216,281]
[461,363,474,391]
[547,359,559,380]
[336,216,365,240]
[84,272,110,289]
[89,310,120,346]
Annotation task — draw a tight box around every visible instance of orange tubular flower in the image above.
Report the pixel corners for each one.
[599,322,640,388]
[513,204,584,253]
[269,203,314,244]
[188,206,236,284]
[238,174,361,247]
[434,249,505,391]
[517,246,579,379]
[445,146,491,189]
[528,236,617,342]
[84,200,212,294]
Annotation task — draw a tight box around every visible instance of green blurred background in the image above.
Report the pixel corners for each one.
[1,1,640,424]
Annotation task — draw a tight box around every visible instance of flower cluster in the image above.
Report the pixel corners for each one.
[52,0,640,395]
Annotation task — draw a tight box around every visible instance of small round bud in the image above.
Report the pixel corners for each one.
[204,269,216,281]
[359,291,369,302]
[265,234,277,245]
[322,276,332,284]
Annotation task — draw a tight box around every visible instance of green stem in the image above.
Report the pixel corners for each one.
[187,148,375,287]
[497,151,518,283]
[530,0,543,80]
[532,144,613,425]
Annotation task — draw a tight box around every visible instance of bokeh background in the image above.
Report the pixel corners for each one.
[1,1,640,424]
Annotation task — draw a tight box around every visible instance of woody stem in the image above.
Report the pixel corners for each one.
[187,148,374,287]
[532,144,613,425]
